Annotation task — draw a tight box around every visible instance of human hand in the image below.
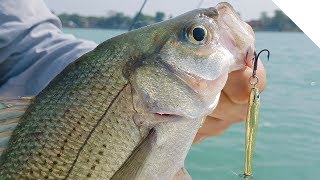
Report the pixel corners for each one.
[193,57,266,144]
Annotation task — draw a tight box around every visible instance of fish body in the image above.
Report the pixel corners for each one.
[0,2,255,179]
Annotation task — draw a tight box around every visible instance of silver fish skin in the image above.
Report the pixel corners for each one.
[0,2,255,180]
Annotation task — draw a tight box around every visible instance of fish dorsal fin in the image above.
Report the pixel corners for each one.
[0,96,34,155]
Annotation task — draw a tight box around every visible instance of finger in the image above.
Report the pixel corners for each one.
[209,60,266,121]
[194,91,247,144]
[196,91,248,144]
[222,58,266,105]
[210,91,247,121]
[193,116,233,144]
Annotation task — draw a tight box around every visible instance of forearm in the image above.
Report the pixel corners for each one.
[0,0,97,97]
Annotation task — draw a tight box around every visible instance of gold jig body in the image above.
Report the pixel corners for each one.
[244,86,260,177]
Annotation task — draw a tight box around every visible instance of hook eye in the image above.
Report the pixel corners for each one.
[249,75,259,86]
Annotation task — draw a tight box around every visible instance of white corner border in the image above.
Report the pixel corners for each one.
[272,0,320,48]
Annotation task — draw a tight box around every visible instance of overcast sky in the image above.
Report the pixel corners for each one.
[44,0,279,21]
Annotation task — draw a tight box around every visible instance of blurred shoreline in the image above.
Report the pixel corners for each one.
[57,9,301,32]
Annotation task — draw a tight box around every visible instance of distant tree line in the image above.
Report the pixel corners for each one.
[58,12,165,30]
[58,9,301,32]
[247,10,301,32]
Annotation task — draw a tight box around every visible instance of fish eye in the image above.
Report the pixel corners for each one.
[186,24,208,45]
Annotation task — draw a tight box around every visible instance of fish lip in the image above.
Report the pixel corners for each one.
[160,61,224,95]
[154,61,225,118]
[160,60,221,81]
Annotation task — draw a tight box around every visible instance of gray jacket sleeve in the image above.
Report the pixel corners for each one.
[0,0,97,97]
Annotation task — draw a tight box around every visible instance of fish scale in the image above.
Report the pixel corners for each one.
[68,85,148,179]
[0,40,147,179]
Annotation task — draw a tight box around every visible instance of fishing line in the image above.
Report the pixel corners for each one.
[129,0,149,31]
[197,0,205,8]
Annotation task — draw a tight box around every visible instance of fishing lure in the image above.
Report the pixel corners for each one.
[243,49,270,178]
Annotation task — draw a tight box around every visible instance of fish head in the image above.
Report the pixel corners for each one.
[130,2,255,120]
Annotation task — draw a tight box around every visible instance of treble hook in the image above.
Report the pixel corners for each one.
[252,49,270,77]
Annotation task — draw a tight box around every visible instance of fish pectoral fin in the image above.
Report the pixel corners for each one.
[0,96,33,155]
[111,129,156,180]
[172,167,192,180]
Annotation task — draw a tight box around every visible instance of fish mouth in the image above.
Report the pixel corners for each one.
[178,68,225,96]
[151,68,226,118]
[152,61,227,117]
[162,61,227,100]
